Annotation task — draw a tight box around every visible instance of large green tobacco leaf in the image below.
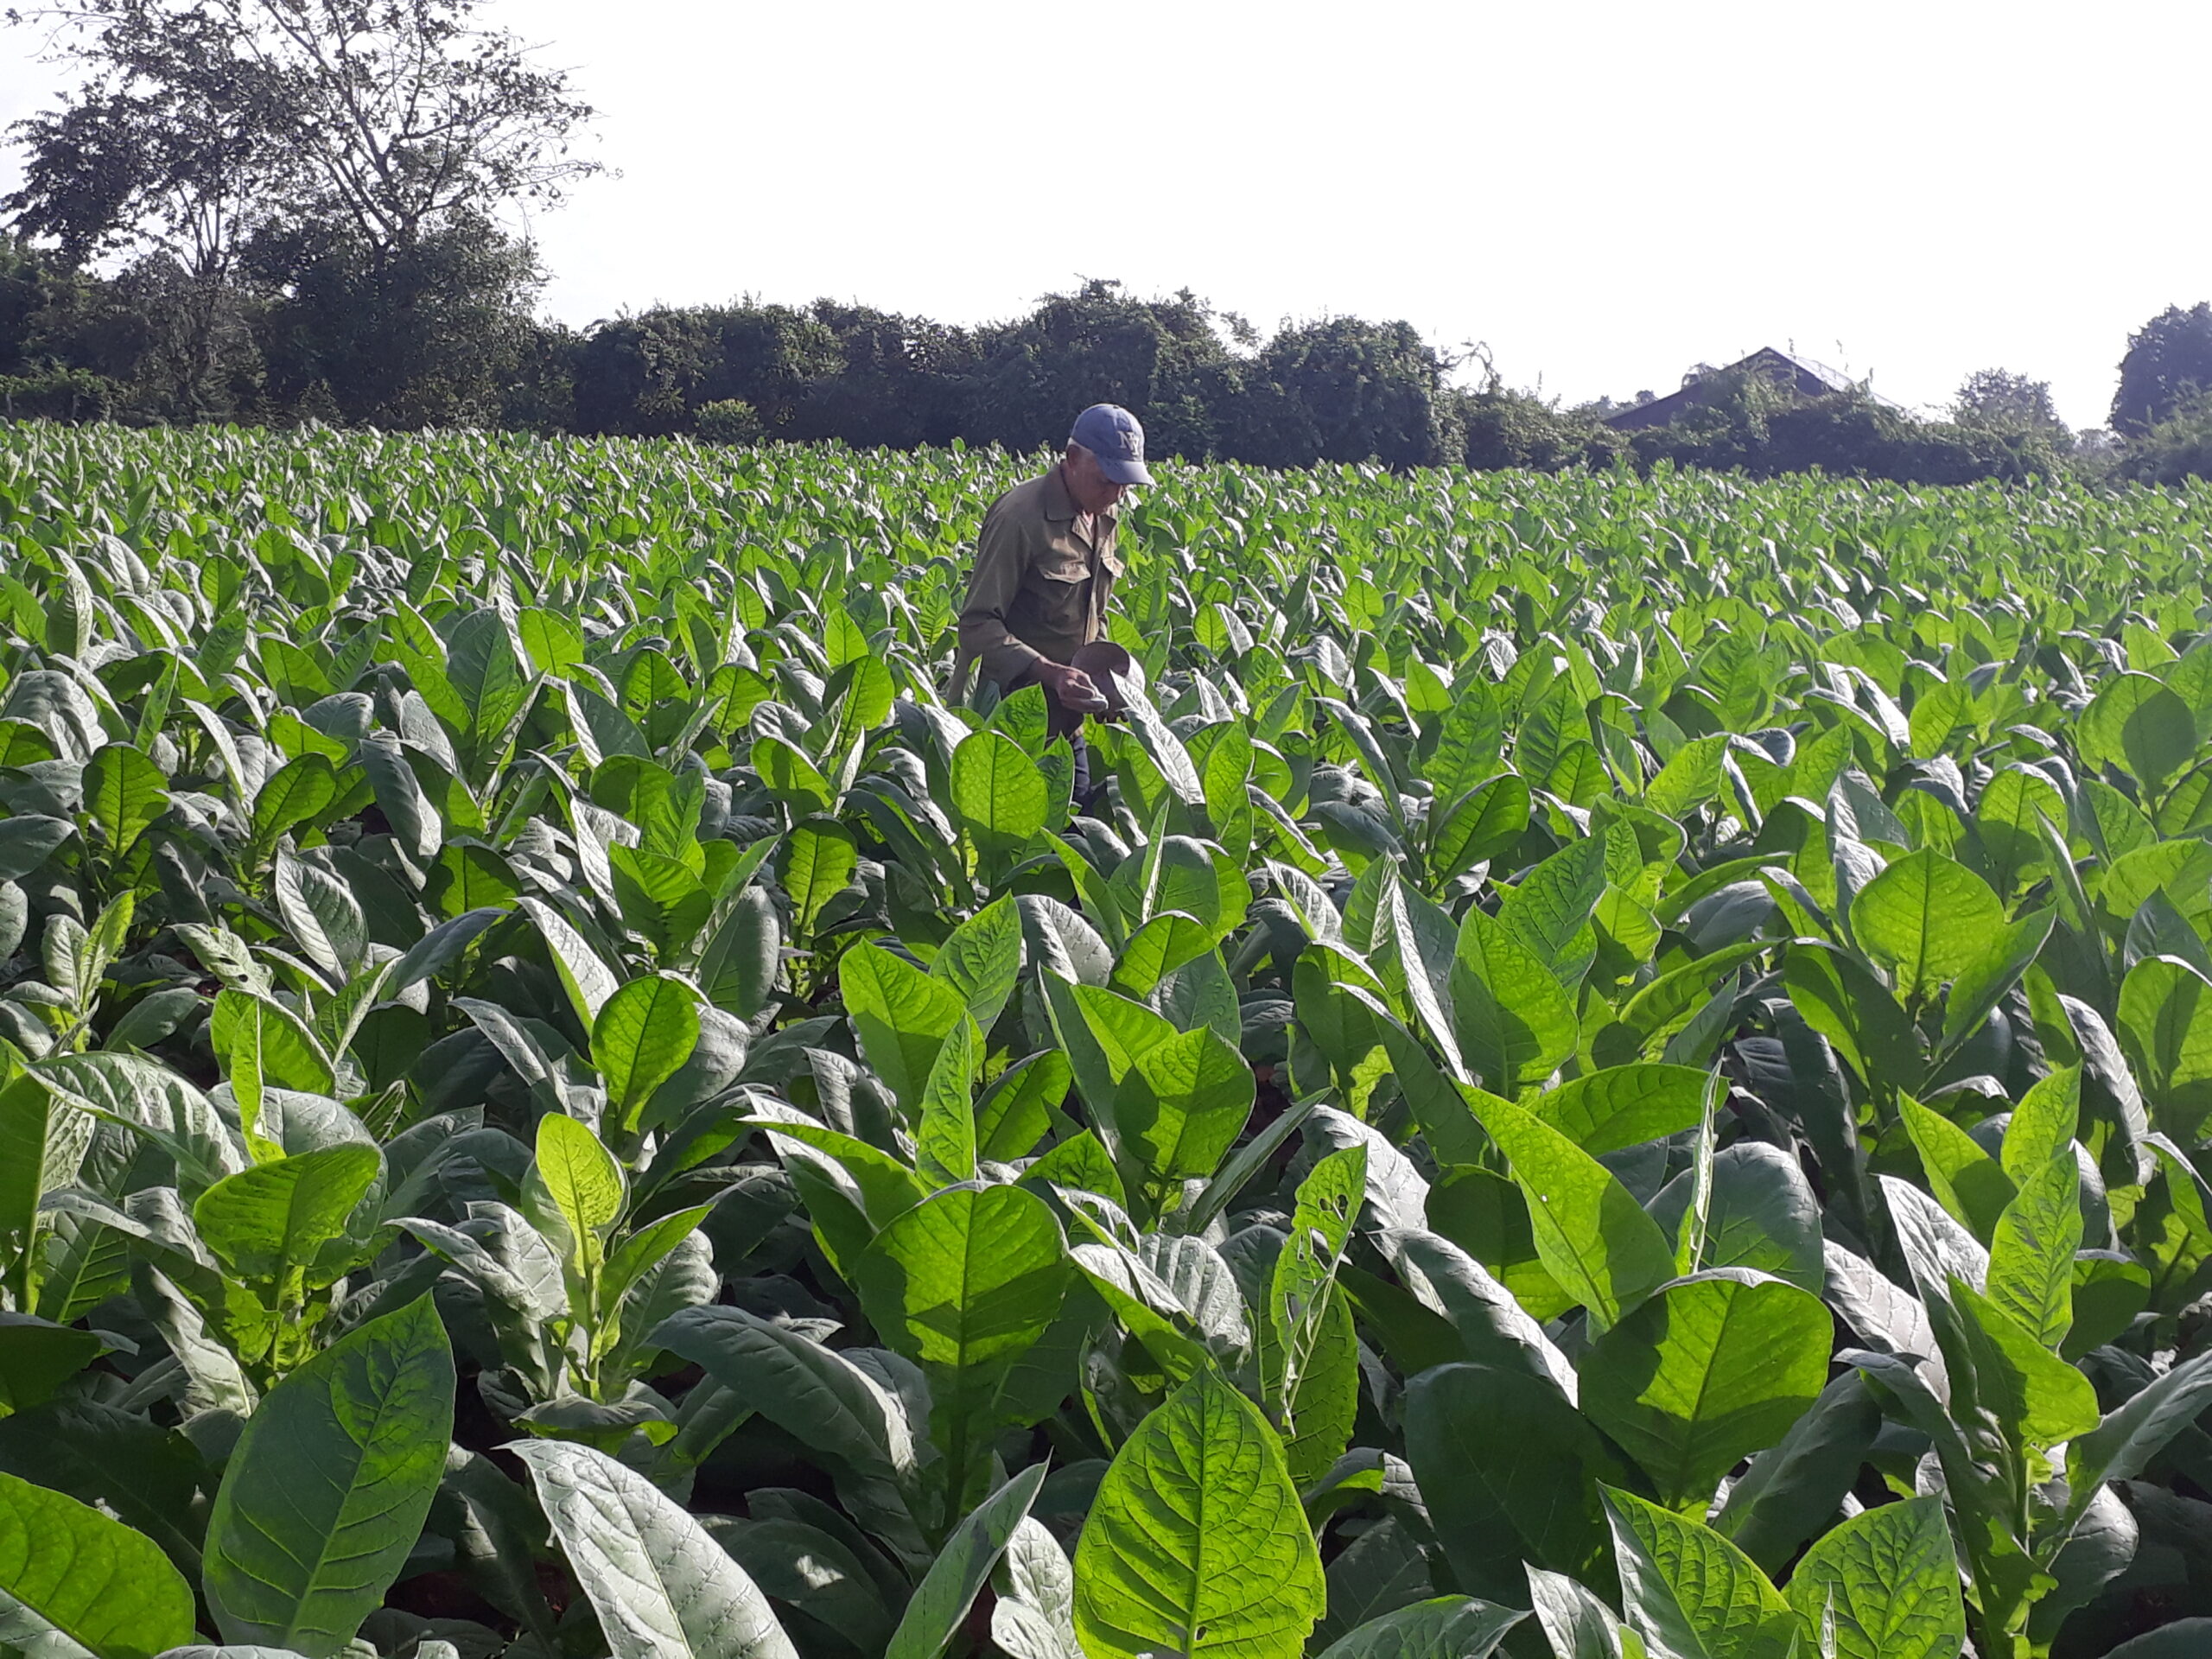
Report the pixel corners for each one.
[2001,1065,2079,1183]
[1524,1566,1634,1659]
[212,988,337,1099]
[852,1183,1070,1503]
[1115,1023,1255,1191]
[1603,1487,1796,1659]
[1580,1269,1833,1511]
[1898,1096,2015,1243]
[1276,1287,1360,1488]
[1310,1597,1527,1659]
[1782,943,1918,1096]
[653,1306,924,1563]
[512,1439,798,1659]
[1937,906,2054,1063]
[532,1109,625,1278]
[991,1517,1080,1659]
[1496,835,1608,975]
[1850,849,2005,1005]
[1713,1373,1884,1574]
[592,972,702,1129]
[203,1296,454,1656]
[2065,1345,2212,1509]
[1073,1367,1324,1659]
[698,886,780,1019]
[1975,765,2066,899]
[0,1467,198,1659]
[1112,911,1217,999]
[929,894,1025,1029]
[0,815,73,880]
[2079,671,2196,791]
[1783,1495,1966,1659]
[83,741,168,856]
[840,944,968,1112]
[1431,773,1530,883]
[1052,978,1176,1146]
[1986,1150,2082,1351]
[1404,1363,1632,1604]
[0,1397,207,1578]
[192,1142,380,1288]
[976,1050,1071,1163]
[883,1463,1046,1659]
[1534,1064,1710,1155]
[1450,907,1579,1093]
[914,1016,980,1186]
[1648,1142,1824,1294]
[1475,1094,1673,1332]
[707,1515,893,1657]
[1387,1228,1578,1396]
[951,730,1048,848]
[274,852,367,981]
[1424,1166,1573,1321]
[2118,955,2212,1135]
[781,818,858,938]
[0,1068,85,1310]
[1266,1147,1364,1440]
[1948,1280,2101,1451]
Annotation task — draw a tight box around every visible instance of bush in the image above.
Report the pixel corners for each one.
[1620,372,2063,486]
[1457,385,1618,471]
[0,365,124,421]
[2116,396,2212,485]
[693,397,764,446]
[1223,316,1460,469]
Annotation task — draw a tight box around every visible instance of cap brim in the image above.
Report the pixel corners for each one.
[1097,456,1154,486]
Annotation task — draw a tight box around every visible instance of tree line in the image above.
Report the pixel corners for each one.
[4,1,2212,487]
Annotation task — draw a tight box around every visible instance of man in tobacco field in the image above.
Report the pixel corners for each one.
[952,403,1151,801]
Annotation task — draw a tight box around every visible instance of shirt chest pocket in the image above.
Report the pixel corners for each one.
[1024,544,1094,636]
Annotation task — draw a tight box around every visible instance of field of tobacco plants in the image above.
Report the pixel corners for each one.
[6,422,2212,1659]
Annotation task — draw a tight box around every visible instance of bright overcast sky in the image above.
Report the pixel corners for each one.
[5,0,2209,431]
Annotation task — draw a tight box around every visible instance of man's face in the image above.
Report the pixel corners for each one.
[1063,444,1128,515]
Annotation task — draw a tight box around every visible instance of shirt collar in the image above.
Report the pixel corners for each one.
[1043,463,1116,529]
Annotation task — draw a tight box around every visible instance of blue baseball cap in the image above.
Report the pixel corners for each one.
[1069,404,1154,486]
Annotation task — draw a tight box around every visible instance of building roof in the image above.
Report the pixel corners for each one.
[1605,346,1905,430]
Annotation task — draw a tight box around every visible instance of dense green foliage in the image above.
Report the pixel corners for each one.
[2111,304,2212,437]
[1,251,2120,484]
[9,424,2212,1659]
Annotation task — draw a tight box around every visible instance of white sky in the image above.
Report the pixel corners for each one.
[6,0,2209,431]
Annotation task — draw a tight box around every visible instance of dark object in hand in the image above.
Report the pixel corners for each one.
[1070,641,1136,718]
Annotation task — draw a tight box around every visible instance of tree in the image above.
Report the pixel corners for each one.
[248,211,543,426]
[2112,303,2212,435]
[3,8,290,410]
[4,0,600,416]
[1225,316,1460,469]
[961,281,1248,460]
[1952,368,2067,438]
[793,300,973,449]
[10,0,601,253]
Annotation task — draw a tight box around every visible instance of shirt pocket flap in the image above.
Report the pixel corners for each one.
[1033,546,1092,584]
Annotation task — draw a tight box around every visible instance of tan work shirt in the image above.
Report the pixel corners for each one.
[951,465,1122,699]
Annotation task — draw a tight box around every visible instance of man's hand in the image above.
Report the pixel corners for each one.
[1037,661,1108,711]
